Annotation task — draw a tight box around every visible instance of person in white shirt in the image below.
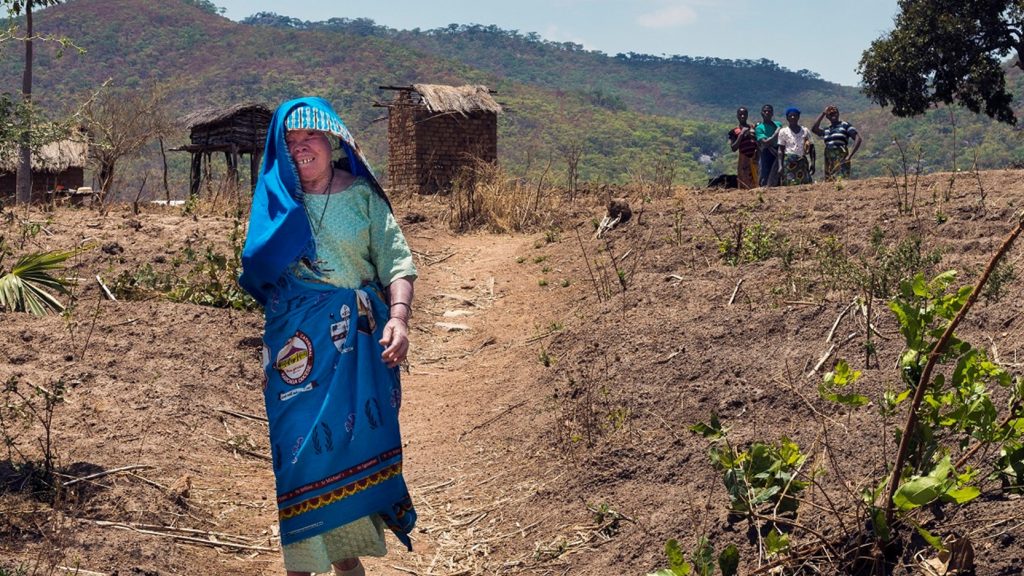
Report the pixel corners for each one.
[775,107,816,186]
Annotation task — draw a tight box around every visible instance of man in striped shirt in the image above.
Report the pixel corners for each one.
[811,105,863,181]
[727,107,759,190]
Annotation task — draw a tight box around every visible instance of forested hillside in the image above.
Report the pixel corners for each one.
[1,0,1023,193]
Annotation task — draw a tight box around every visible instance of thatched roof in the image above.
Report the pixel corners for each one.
[411,84,502,115]
[182,102,272,130]
[0,136,88,173]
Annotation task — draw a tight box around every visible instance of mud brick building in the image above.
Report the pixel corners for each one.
[175,102,271,196]
[381,84,501,195]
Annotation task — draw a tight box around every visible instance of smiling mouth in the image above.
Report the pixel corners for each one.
[296,157,315,166]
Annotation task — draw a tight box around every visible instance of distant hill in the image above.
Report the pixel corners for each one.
[241,13,865,119]
[1,0,1022,192]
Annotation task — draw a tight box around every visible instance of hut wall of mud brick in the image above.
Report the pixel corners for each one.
[384,85,500,195]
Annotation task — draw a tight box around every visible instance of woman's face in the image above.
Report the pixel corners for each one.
[285,129,333,182]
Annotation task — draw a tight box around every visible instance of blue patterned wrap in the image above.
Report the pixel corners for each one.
[262,275,415,547]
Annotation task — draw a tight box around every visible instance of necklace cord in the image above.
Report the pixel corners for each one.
[310,168,335,234]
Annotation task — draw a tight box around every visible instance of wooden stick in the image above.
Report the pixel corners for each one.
[95,275,117,301]
[202,433,272,461]
[523,330,558,344]
[106,317,138,329]
[57,568,107,576]
[728,278,744,305]
[807,333,856,377]
[215,408,268,423]
[85,519,277,552]
[125,471,168,491]
[458,400,528,441]
[103,521,257,543]
[826,299,856,342]
[63,464,153,487]
[655,349,682,364]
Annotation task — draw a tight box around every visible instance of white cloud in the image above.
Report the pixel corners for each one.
[635,3,698,29]
[543,24,593,49]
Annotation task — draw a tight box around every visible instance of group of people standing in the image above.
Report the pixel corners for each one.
[727,104,863,189]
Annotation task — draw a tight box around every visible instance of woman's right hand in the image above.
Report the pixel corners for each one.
[379,318,409,368]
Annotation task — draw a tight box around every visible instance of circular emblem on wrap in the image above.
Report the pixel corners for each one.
[276,332,314,385]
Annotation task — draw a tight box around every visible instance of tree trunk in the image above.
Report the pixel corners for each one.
[159,136,170,202]
[16,0,35,204]
[98,161,115,201]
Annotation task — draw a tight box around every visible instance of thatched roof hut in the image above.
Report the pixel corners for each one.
[410,84,503,115]
[381,84,501,195]
[0,137,88,173]
[0,134,89,199]
[174,102,271,195]
[181,102,272,134]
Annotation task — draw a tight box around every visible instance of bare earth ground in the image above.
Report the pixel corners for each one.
[2,171,1024,575]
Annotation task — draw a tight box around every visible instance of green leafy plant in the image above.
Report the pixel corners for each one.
[819,257,1024,548]
[0,375,67,491]
[819,359,869,407]
[111,219,256,310]
[647,537,739,576]
[881,270,1022,520]
[690,415,809,517]
[718,222,787,266]
[812,231,941,299]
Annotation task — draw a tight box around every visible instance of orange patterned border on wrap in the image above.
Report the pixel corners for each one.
[279,462,403,521]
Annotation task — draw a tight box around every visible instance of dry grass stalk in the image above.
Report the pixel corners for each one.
[448,159,559,233]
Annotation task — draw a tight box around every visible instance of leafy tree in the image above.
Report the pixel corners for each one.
[81,83,177,199]
[859,0,1023,124]
[3,0,63,204]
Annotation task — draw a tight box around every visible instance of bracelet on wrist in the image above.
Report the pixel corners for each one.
[389,315,408,326]
[390,301,411,321]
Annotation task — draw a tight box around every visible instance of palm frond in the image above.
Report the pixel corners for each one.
[0,247,85,316]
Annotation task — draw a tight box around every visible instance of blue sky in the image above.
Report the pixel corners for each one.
[213,0,901,87]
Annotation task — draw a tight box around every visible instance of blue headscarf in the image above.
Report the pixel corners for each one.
[240,97,388,305]
[785,107,801,117]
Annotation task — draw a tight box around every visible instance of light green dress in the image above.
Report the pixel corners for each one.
[282,177,416,573]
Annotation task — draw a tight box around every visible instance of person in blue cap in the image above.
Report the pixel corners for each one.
[775,107,815,186]
[240,97,418,576]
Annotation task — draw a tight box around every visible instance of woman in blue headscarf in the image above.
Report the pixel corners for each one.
[240,97,417,576]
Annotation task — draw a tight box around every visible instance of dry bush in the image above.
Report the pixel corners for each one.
[447,159,560,233]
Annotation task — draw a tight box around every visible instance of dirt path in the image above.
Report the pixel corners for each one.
[318,226,571,575]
